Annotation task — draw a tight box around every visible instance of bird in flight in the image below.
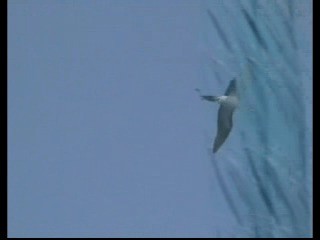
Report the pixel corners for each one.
[196,79,239,153]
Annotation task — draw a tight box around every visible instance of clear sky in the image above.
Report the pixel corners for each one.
[8,0,221,237]
[8,0,312,238]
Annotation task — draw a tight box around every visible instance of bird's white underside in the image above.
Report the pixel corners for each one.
[217,95,239,108]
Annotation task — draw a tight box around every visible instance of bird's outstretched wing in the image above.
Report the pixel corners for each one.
[213,104,234,153]
[224,78,237,96]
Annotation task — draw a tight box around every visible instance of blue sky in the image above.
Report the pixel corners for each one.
[8,0,226,237]
[8,0,312,238]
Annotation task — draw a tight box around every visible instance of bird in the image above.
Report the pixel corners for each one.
[196,79,239,153]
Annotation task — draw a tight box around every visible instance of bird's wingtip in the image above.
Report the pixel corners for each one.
[213,146,218,153]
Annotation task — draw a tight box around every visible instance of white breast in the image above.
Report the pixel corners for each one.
[219,96,239,108]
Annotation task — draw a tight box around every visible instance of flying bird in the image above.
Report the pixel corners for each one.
[196,79,239,153]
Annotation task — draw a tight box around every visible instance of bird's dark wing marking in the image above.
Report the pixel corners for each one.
[213,104,234,153]
[224,79,237,96]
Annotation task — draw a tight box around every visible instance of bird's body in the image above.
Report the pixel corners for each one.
[216,95,239,107]
[197,79,239,153]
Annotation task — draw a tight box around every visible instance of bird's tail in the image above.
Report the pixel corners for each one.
[195,89,219,102]
[201,95,219,102]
